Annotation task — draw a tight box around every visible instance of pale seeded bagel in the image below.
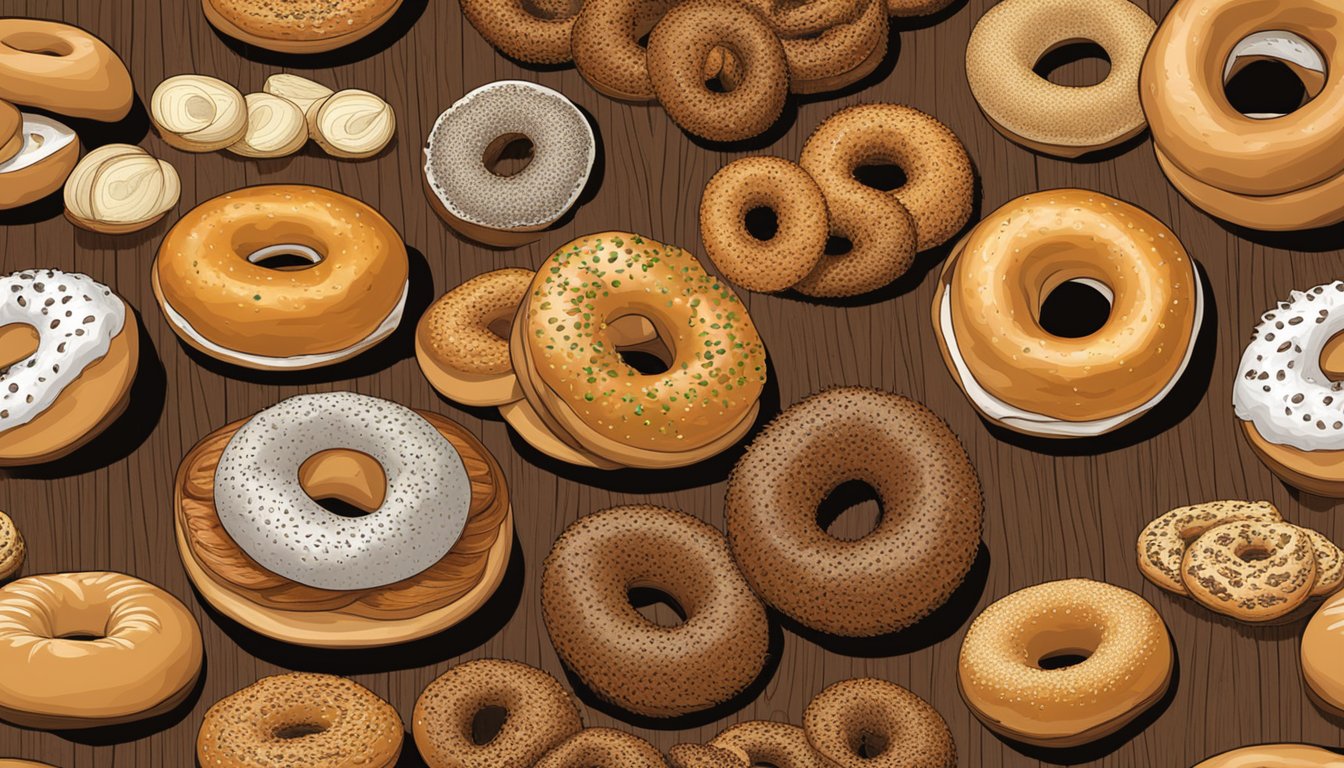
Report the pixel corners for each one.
[709,722,832,768]
[202,0,403,53]
[668,743,749,768]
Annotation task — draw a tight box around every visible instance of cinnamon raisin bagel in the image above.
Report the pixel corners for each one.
[726,387,983,637]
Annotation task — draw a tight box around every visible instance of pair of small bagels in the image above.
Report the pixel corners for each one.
[1138,500,1342,622]
[1141,0,1344,230]
[151,73,394,159]
[966,0,1155,157]
[701,104,973,297]
[673,679,956,767]
[417,232,769,470]
[0,19,134,209]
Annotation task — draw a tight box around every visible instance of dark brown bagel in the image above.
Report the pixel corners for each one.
[459,0,578,64]
[571,0,675,101]
[725,387,983,637]
[412,659,582,768]
[802,678,957,768]
[709,721,832,768]
[646,0,788,142]
[540,504,770,718]
[669,743,749,768]
[535,728,666,768]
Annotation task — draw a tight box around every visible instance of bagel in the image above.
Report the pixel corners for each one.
[460,0,579,63]
[535,729,666,768]
[966,0,1155,157]
[0,511,21,581]
[646,0,789,143]
[958,578,1173,748]
[424,81,595,247]
[413,659,581,768]
[507,232,768,469]
[153,185,408,370]
[1137,500,1283,594]
[541,505,770,717]
[0,19,133,121]
[699,156,828,292]
[802,678,956,768]
[0,270,138,466]
[710,722,832,768]
[0,113,78,210]
[726,387,982,637]
[571,0,676,101]
[416,269,533,407]
[932,189,1203,438]
[63,144,180,234]
[202,0,404,53]
[1182,520,1317,621]
[0,572,203,729]
[1234,281,1344,496]
[197,673,403,768]
[1194,745,1344,768]
[0,100,20,164]
[669,744,749,768]
[743,0,864,38]
[1141,1,1344,228]
[175,393,513,648]
[780,0,887,95]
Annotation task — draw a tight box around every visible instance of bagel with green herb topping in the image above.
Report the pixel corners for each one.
[504,231,768,469]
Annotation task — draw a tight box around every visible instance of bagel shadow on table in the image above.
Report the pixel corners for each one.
[394,732,432,768]
[984,263,1217,457]
[992,639,1178,766]
[1158,586,1314,641]
[52,654,207,747]
[560,616,785,731]
[207,0,428,68]
[176,245,433,386]
[504,356,781,494]
[775,541,989,658]
[191,532,524,675]
[782,172,983,308]
[1215,216,1344,255]
[5,313,166,480]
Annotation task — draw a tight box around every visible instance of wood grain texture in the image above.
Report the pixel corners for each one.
[0,0,1338,765]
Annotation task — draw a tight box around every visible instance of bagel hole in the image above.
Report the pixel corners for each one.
[1237,544,1273,562]
[486,315,514,340]
[627,586,687,627]
[823,235,853,257]
[521,0,582,19]
[483,133,535,178]
[703,46,742,93]
[852,163,907,192]
[1224,32,1326,118]
[274,723,328,740]
[1320,332,1344,382]
[816,480,882,542]
[847,732,891,758]
[470,705,510,745]
[299,449,387,516]
[55,632,104,642]
[613,315,673,375]
[247,244,323,271]
[744,206,779,241]
[1033,40,1111,87]
[0,323,39,373]
[1037,650,1091,670]
[1038,278,1113,339]
[3,34,74,57]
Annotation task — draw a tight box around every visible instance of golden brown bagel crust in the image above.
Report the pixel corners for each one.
[1303,593,1344,714]
[958,579,1173,748]
[541,505,770,718]
[202,0,403,53]
[939,189,1199,422]
[709,722,832,768]
[726,387,983,637]
[0,572,203,729]
[413,659,582,768]
[415,268,532,406]
[154,185,407,360]
[0,511,21,582]
[668,743,749,768]
[780,0,887,96]
[459,0,577,64]
[535,729,666,768]
[802,678,956,768]
[1193,744,1344,768]
[1154,145,1344,232]
[0,19,133,121]
[196,673,403,768]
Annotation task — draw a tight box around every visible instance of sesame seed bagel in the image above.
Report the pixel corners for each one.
[709,722,832,768]
[197,673,403,768]
[780,0,887,96]
[510,232,768,469]
[540,505,771,718]
[202,0,402,53]
[669,744,749,768]
[416,269,533,407]
[0,512,21,581]
[802,678,956,768]
[1182,521,1317,622]
[647,0,789,143]
[726,387,983,637]
[801,104,974,252]
[572,0,676,101]
[1137,500,1283,594]
[459,0,577,63]
[958,579,1173,748]
[536,728,667,768]
[1194,744,1344,768]
[699,156,828,293]
[966,0,1155,157]
[932,189,1203,437]
[413,659,581,768]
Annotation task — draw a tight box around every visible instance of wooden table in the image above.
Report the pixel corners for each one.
[0,0,1338,765]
